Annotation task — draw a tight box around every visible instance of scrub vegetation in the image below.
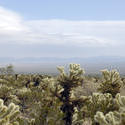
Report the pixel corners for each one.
[0,64,125,125]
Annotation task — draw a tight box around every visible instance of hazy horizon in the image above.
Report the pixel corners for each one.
[0,56,125,74]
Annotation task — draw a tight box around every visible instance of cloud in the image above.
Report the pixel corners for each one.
[0,6,28,31]
[0,6,125,50]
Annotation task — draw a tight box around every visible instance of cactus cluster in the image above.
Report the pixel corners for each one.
[0,99,20,125]
[85,93,118,124]
[0,64,125,125]
[94,94,125,125]
[91,69,125,125]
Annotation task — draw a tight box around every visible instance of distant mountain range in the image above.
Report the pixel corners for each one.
[0,56,125,74]
[0,56,125,63]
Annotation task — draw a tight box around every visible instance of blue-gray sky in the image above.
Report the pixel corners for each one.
[0,0,125,58]
[0,0,125,20]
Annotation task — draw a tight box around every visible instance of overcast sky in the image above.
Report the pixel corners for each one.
[0,0,125,58]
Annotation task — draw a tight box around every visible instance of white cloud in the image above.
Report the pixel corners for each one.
[0,6,125,48]
[0,6,28,31]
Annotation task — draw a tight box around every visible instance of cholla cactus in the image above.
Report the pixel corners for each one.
[17,117,35,125]
[94,93,125,125]
[115,93,125,112]
[0,99,20,125]
[36,64,85,125]
[85,93,118,125]
[94,110,125,125]
[56,64,85,125]
[0,85,20,105]
[98,69,122,97]
[29,78,64,125]
[57,64,84,88]
[94,111,119,125]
